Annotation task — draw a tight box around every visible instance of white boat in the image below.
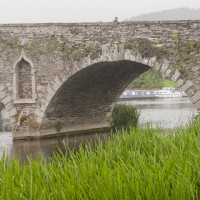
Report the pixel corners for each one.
[119,89,156,99]
[154,87,184,98]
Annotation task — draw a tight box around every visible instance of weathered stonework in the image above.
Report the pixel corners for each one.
[0,21,200,139]
[12,49,37,104]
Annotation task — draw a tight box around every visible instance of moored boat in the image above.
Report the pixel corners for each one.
[154,87,184,98]
[119,87,186,100]
[119,89,156,100]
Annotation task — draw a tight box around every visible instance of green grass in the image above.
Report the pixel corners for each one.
[162,79,177,87]
[0,119,200,199]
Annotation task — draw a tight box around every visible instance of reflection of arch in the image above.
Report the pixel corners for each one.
[13,49,37,104]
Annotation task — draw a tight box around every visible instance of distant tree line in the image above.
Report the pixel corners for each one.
[128,69,176,89]
[128,8,200,21]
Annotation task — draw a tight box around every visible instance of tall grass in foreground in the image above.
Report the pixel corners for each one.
[0,120,200,199]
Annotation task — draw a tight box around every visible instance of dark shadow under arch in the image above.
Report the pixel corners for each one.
[40,60,150,136]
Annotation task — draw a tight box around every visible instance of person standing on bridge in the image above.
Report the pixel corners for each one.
[113,17,119,25]
[113,17,119,24]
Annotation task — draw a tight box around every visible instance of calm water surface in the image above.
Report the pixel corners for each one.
[120,97,197,129]
[0,97,197,161]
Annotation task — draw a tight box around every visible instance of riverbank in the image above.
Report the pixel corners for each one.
[0,119,200,199]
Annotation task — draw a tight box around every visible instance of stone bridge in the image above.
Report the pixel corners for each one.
[0,21,200,139]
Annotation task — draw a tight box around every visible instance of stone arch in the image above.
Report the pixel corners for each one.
[34,43,198,137]
[0,83,17,130]
[13,49,37,104]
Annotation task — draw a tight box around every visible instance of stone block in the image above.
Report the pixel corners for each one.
[40,105,46,112]
[37,85,46,92]
[129,53,136,61]
[55,76,63,87]
[47,86,55,96]
[124,50,131,60]
[41,98,49,107]
[180,80,193,92]
[148,57,156,67]
[52,82,59,92]
[13,99,36,104]
[10,116,16,124]
[171,70,181,82]
[190,91,200,104]
[0,90,6,100]
[35,109,44,119]
[62,75,68,82]
[45,93,52,101]
[142,57,149,65]
[36,116,43,123]
[2,95,12,105]
[5,102,14,111]
[165,69,172,78]
[186,89,195,98]
[0,84,5,91]
[6,83,10,87]
[8,107,17,117]
[176,79,184,87]
[160,59,170,74]
[135,54,143,63]
[118,44,124,60]
[154,61,162,71]
[8,87,13,92]
[194,100,200,111]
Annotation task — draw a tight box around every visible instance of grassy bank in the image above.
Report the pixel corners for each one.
[0,120,200,199]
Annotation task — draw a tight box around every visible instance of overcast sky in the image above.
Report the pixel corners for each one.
[0,0,200,23]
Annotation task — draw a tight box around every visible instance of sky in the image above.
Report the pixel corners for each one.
[0,0,200,23]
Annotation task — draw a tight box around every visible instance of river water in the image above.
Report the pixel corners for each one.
[0,97,198,161]
[119,97,198,129]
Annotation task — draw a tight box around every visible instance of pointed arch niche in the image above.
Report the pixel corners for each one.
[13,49,37,104]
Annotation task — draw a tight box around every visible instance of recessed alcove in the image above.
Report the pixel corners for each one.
[13,49,37,104]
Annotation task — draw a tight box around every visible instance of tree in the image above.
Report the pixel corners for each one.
[128,69,164,89]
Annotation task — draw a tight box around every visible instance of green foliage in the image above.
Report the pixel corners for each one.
[47,37,62,52]
[71,48,86,61]
[111,104,140,131]
[124,38,154,58]
[20,115,39,128]
[26,41,45,55]
[162,79,177,87]
[173,31,181,47]
[128,69,164,89]
[70,41,101,61]
[124,36,199,79]
[124,40,140,53]
[55,121,62,132]
[1,118,200,199]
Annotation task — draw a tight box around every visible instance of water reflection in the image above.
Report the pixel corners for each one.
[0,132,110,163]
[0,97,198,161]
[120,97,197,129]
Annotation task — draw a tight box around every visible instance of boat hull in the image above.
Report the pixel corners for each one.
[119,88,185,100]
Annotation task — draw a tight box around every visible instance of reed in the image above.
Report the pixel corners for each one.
[0,119,200,199]
[112,104,140,131]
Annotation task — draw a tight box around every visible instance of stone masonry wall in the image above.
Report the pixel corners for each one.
[18,59,32,98]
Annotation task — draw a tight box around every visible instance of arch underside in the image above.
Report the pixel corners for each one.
[40,60,149,136]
